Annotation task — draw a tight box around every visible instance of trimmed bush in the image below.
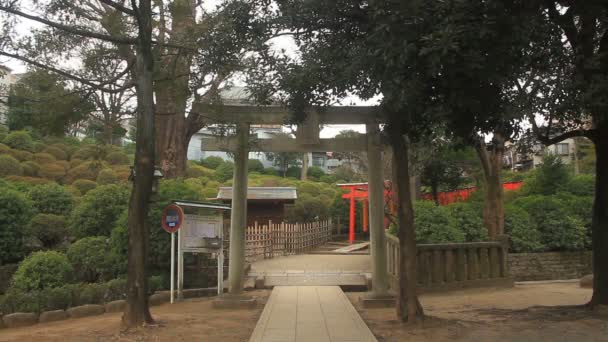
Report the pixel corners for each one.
[320,175,338,184]
[0,188,34,264]
[11,251,73,292]
[214,161,234,182]
[286,194,329,223]
[0,142,10,153]
[307,166,326,180]
[0,154,24,176]
[3,131,34,151]
[64,161,104,183]
[262,167,278,176]
[5,176,52,186]
[297,182,321,197]
[186,164,214,178]
[69,184,129,238]
[7,148,33,161]
[528,154,571,195]
[69,158,85,168]
[561,174,595,197]
[26,214,69,249]
[200,156,224,169]
[32,152,57,164]
[42,146,68,160]
[72,179,98,195]
[67,237,116,283]
[105,151,130,165]
[513,195,589,251]
[21,161,40,177]
[413,201,465,244]
[28,184,74,216]
[248,159,265,173]
[285,166,301,179]
[96,168,119,185]
[39,162,67,181]
[447,202,487,242]
[70,146,97,160]
[504,205,544,252]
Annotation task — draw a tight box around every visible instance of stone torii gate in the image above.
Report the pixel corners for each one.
[201,105,391,303]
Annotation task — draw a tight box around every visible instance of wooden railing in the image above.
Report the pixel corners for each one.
[386,233,513,291]
[245,219,333,262]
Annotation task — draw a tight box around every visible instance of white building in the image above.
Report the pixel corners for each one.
[532,138,578,168]
[0,65,19,126]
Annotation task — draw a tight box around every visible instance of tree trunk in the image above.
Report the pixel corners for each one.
[301,152,308,180]
[155,113,191,178]
[475,135,505,240]
[590,128,608,306]
[103,122,113,145]
[389,131,424,323]
[431,181,439,206]
[122,0,155,327]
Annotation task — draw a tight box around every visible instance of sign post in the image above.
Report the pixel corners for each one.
[161,204,184,304]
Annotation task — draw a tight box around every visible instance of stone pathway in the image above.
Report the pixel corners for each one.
[249,286,377,342]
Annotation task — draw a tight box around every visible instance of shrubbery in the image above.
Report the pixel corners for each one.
[504,205,544,252]
[105,151,130,165]
[32,152,57,164]
[0,188,34,264]
[413,201,465,243]
[3,131,35,151]
[38,162,67,181]
[307,166,326,180]
[214,161,234,182]
[11,251,73,292]
[186,163,214,178]
[96,168,119,185]
[0,154,23,176]
[72,179,97,195]
[21,161,40,177]
[29,183,74,216]
[69,184,129,238]
[26,214,69,249]
[447,202,487,242]
[248,159,265,173]
[67,237,116,282]
[200,156,224,169]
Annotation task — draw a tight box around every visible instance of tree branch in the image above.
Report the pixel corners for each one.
[0,5,138,45]
[545,1,579,50]
[98,0,136,16]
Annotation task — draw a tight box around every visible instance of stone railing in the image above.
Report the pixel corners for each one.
[386,233,513,292]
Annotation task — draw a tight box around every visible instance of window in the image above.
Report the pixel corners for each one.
[555,143,569,156]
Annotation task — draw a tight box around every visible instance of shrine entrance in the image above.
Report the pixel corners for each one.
[200,105,390,299]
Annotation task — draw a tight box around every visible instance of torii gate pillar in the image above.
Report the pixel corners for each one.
[366,123,389,297]
[228,122,250,294]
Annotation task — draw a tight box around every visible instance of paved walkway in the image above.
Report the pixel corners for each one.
[249,286,377,342]
[250,254,371,273]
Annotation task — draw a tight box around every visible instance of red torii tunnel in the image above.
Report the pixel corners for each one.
[338,181,524,244]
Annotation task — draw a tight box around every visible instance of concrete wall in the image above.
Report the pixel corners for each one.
[508,251,592,281]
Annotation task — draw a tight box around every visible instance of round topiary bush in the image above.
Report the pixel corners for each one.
[32,152,57,164]
[42,146,68,161]
[11,251,73,292]
[262,167,278,176]
[0,142,10,154]
[72,179,98,195]
[307,166,326,180]
[447,202,487,242]
[0,154,24,176]
[247,159,265,173]
[214,161,234,182]
[297,181,321,197]
[70,146,97,160]
[105,151,130,165]
[21,161,41,177]
[186,164,214,178]
[28,183,74,216]
[200,156,224,169]
[67,237,115,282]
[7,148,33,161]
[5,176,52,186]
[96,168,119,185]
[64,161,104,183]
[285,166,301,179]
[0,187,34,264]
[3,131,35,151]
[413,201,465,244]
[69,184,130,238]
[26,213,69,249]
[504,205,544,253]
[39,162,67,181]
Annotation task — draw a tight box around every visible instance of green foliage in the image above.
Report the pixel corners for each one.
[0,154,23,176]
[186,164,214,178]
[214,161,234,182]
[248,159,265,173]
[307,166,325,180]
[297,181,321,197]
[11,251,73,292]
[332,165,358,182]
[67,237,116,283]
[38,162,67,181]
[69,184,129,238]
[96,168,119,185]
[70,146,97,160]
[21,161,40,177]
[447,202,487,242]
[319,175,337,183]
[7,148,33,161]
[413,201,465,244]
[42,146,68,160]
[0,188,34,264]
[504,205,544,253]
[528,154,572,195]
[286,194,329,222]
[561,174,595,197]
[72,179,97,195]
[64,161,105,183]
[3,131,35,151]
[512,195,588,251]
[201,156,225,169]
[262,167,278,176]
[105,151,130,165]
[285,166,301,178]
[26,214,69,249]
[28,183,74,216]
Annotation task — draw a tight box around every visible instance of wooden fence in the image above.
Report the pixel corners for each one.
[245,219,333,262]
[386,233,513,291]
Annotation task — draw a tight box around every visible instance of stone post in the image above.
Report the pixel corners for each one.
[228,122,250,294]
[366,123,389,297]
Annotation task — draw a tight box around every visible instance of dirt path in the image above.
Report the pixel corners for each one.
[348,283,608,342]
[0,290,270,342]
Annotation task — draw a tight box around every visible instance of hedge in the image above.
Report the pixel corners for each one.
[28,183,74,216]
[32,152,57,164]
[26,214,69,249]
[42,146,68,160]
[21,161,40,177]
[0,188,34,264]
[0,154,24,177]
[3,131,35,152]
[10,251,73,292]
[69,184,129,238]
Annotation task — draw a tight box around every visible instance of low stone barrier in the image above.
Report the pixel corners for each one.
[67,304,105,318]
[2,313,38,328]
[39,310,68,323]
[386,233,513,292]
[508,251,593,281]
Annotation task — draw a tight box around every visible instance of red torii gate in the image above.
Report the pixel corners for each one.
[338,182,393,244]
